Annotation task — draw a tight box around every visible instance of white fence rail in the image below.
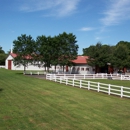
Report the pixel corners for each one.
[0,65,5,68]
[46,74,130,98]
[24,71,47,75]
[46,74,130,80]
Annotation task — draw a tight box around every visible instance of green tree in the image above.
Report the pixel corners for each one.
[57,32,79,72]
[13,34,35,72]
[112,43,130,69]
[0,46,7,65]
[48,36,60,72]
[116,41,130,49]
[35,35,58,72]
[83,42,112,68]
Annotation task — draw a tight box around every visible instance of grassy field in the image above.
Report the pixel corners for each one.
[0,69,130,130]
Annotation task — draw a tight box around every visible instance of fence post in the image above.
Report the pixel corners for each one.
[102,74,104,79]
[66,78,68,85]
[108,84,111,95]
[37,72,39,75]
[30,72,32,75]
[121,75,123,80]
[80,80,82,88]
[121,86,123,98]
[55,76,57,82]
[88,81,90,90]
[64,74,66,79]
[84,74,85,79]
[60,77,62,83]
[98,82,100,92]
[51,74,53,80]
[50,74,51,80]
[74,74,76,79]
[73,79,75,86]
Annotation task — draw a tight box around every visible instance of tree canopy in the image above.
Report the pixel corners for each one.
[57,32,78,71]
[83,42,112,67]
[13,34,35,72]
[112,42,130,68]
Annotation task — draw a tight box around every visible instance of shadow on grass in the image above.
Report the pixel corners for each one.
[15,72,24,75]
[0,88,3,92]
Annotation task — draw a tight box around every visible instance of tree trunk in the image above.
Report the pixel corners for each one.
[24,65,26,74]
[47,67,49,72]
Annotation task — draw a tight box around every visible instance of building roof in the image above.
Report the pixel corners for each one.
[10,53,17,58]
[10,53,32,59]
[72,56,89,64]
[10,53,88,64]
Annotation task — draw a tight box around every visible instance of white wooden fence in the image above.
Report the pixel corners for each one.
[46,74,130,98]
[24,71,47,75]
[0,65,5,68]
[46,73,130,80]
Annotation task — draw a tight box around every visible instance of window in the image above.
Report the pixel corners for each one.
[86,68,89,71]
[81,68,84,71]
[73,67,75,70]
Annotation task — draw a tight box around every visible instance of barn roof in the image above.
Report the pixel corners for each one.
[72,56,88,64]
[10,53,17,58]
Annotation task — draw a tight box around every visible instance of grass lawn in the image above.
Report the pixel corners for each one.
[0,69,130,130]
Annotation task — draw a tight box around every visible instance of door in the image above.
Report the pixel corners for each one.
[8,60,12,70]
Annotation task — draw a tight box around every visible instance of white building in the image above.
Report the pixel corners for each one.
[5,53,45,71]
[5,53,95,74]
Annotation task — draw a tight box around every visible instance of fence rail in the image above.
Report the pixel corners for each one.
[46,74,130,98]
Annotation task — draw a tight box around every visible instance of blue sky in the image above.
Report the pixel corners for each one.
[0,0,130,54]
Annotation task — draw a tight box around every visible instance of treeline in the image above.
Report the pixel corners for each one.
[83,41,130,70]
[1,32,130,72]
[13,32,79,72]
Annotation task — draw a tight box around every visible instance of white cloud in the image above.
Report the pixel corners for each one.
[101,0,130,26]
[95,37,101,40]
[11,30,15,33]
[80,27,94,31]
[95,36,110,41]
[19,0,81,17]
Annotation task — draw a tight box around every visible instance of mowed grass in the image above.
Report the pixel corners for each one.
[0,69,130,130]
